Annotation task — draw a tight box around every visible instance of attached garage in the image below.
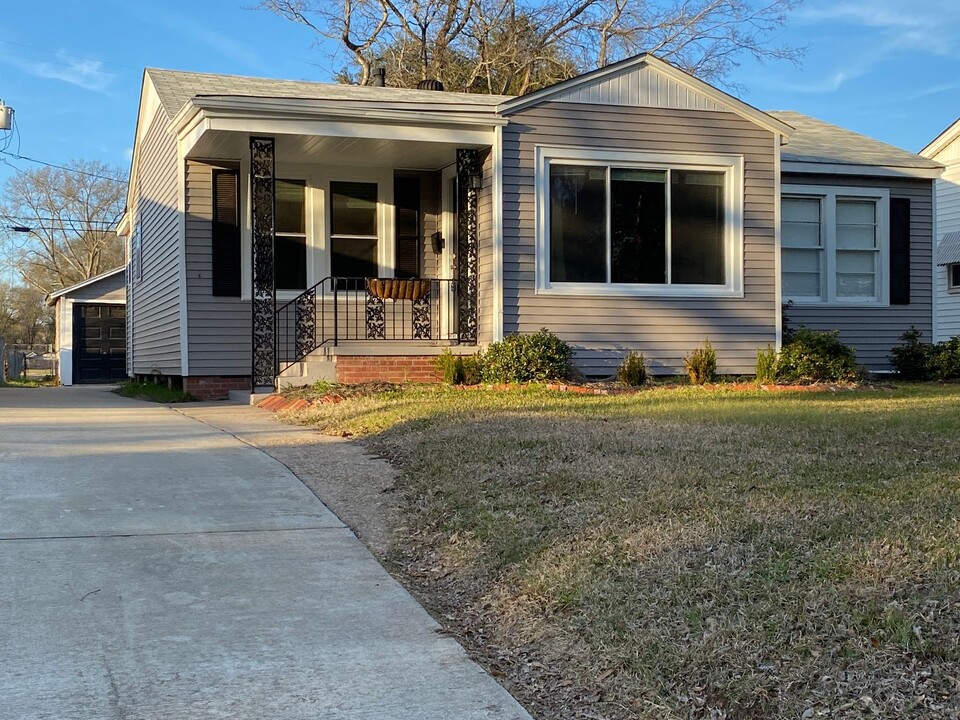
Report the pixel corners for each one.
[47,268,127,385]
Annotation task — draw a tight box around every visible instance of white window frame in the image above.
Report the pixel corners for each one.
[274,177,309,294]
[948,264,960,293]
[535,145,744,298]
[782,184,890,306]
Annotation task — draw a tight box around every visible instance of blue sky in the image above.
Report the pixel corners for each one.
[0,0,958,186]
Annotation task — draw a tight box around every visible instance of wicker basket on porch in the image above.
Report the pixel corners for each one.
[366,278,432,302]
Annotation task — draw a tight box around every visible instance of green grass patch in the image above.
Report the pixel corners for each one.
[114,380,195,403]
[288,383,960,718]
[0,375,58,388]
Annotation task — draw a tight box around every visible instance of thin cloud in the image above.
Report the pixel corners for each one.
[11,52,116,93]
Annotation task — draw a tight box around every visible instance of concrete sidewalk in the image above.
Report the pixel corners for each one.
[0,385,530,719]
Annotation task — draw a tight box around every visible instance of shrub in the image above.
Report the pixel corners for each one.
[931,337,960,380]
[889,327,934,381]
[755,345,778,385]
[776,328,857,383]
[435,348,485,385]
[482,328,572,383]
[617,351,648,387]
[685,340,717,385]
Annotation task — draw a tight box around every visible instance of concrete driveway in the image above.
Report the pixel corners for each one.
[0,385,530,720]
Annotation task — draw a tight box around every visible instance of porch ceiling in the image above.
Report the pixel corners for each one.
[188,130,485,171]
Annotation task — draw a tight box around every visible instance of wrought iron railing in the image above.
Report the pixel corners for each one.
[275,276,460,372]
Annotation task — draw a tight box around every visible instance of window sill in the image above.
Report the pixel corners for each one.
[537,283,743,299]
[784,297,888,308]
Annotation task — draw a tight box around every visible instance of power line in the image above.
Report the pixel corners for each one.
[3,215,117,226]
[0,150,127,183]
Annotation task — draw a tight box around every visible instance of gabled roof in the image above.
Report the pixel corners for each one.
[145,68,510,119]
[497,53,794,138]
[770,111,942,177]
[46,267,125,305]
[921,117,960,159]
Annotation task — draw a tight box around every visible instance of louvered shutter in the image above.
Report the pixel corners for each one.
[212,169,241,297]
[890,197,910,305]
[395,177,421,279]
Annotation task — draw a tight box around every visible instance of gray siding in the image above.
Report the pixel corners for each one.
[130,104,181,376]
[501,103,778,376]
[934,165,960,340]
[784,173,934,369]
[67,272,126,303]
[185,160,251,376]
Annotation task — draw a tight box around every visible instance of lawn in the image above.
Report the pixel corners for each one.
[113,380,195,403]
[285,383,960,719]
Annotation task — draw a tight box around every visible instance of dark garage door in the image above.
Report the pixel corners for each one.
[73,304,126,384]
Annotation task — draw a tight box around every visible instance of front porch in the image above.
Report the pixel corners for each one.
[174,90,503,390]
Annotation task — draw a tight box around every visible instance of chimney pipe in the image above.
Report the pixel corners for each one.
[372,67,386,87]
[417,79,444,92]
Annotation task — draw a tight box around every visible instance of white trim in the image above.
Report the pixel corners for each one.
[60,298,72,386]
[933,187,940,341]
[498,54,794,139]
[47,267,126,303]
[782,161,942,180]
[177,152,190,376]
[781,184,890,306]
[774,133,783,350]
[534,145,745,298]
[921,116,960,159]
[240,154,252,301]
[492,124,504,341]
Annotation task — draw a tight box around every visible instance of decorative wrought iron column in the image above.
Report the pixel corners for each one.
[250,137,276,390]
[456,149,482,343]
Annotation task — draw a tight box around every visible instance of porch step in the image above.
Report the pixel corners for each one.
[277,358,337,388]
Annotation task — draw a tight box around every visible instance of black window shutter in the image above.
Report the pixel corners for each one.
[395,177,421,279]
[890,197,910,305]
[212,169,241,297]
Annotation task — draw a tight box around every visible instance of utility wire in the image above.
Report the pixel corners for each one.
[0,150,126,183]
[4,215,117,225]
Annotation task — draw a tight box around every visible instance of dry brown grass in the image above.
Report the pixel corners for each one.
[287,384,960,719]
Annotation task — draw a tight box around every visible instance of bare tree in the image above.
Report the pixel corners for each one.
[0,282,52,346]
[257,0,803,93]
[0,161,127,295]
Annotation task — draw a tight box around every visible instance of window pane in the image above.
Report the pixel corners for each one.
[671,170,725,285]
[276,180,306,235]
[783,248,821,273]
[783,223,821,248]
[837,273,876,297]
[837,225,876,250]
[331,181,377,237]
[276,234,306,290]
[783,197,820,223]
[611,169,666,283]
[783,272,820,297]
[549,164,607,283]
[836,250,876,274]
[951,264,960,289]
[332,236,378,278]
[837,200,875,225]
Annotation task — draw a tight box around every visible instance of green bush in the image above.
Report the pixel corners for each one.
[617,351,648,387]
[890,327,933,381]
[931,337,960,380]
[776,328,858,383]
[482,328,572,383]
[755,345,778,384]
[684,340,717,385]
[435,348,485,385]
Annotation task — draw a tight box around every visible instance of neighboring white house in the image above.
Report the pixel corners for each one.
[46,268,127,385]
[921,123,960,340]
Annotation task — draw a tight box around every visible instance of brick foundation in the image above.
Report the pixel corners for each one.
[183,375,251,400]
[336,356,441,384]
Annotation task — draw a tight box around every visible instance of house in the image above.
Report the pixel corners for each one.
[119,54,941,399]
[46,267,126,385]
[921,121,960,341]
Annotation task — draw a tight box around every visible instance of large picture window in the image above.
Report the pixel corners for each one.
[331,181,379,279]
[782,186,889,304]
[539,148,741,296]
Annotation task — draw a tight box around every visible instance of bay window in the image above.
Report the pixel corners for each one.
[781,186,889,304]
[539,147,742,296]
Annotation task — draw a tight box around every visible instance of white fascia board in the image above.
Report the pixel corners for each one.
[782,161,943,180]
[498,54,794,139]
[921,117,960,159]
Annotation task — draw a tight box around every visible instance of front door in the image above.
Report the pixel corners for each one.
[73,304,126,383]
